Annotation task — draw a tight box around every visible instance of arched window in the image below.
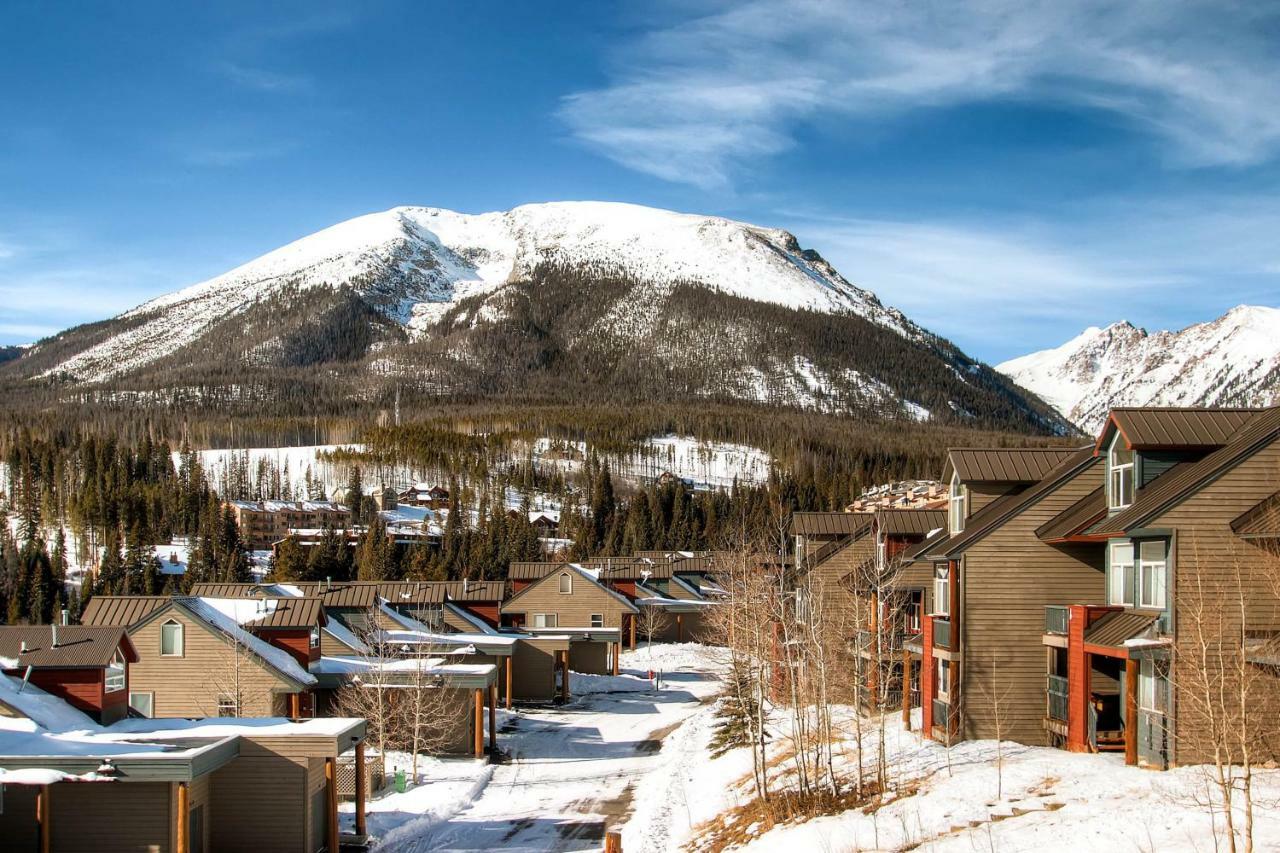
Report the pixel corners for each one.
[558,573,572,595]
[160,619,184,656]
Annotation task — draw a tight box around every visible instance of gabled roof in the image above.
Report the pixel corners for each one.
[929,448,1100,558]
[901,527,948,563]
[0,626,136,669]
[81,595,171,628]
[1036,486,1107,543]
[791,512,873,537]
[1232,492,1280,540]
[875,509,947,536]
[1094,407,1258,453]
[500,564,639,614]
[239,598,327,629]
[942,447,1080,485]
[432,581,505,602]
[508,562,567,581]
[599,561,675,581]
[1091,407,1280,536]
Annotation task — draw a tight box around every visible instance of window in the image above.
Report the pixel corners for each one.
[558,573,572,595]
[1108,541,1136,607]
[160,620,184,656]
[309,626,320,649]
[1108,434,1135,510]
[532,613,558,628]
[1138,540,1167,610]
[1138,659,1169,714]
[105,650,126,693]
[129,692,154,718]
[932,564,950,616]
[937,658,951,702]
[590,614,604,628]
[948,473,967,534]
[217,695,239,717]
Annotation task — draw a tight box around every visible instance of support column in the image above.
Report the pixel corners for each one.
[38,784,52,853]
[612,642,620,676]
[676,613,684,643]
[504,657,513,710]
[176,780,189,853]
[921,616,935,738]
[1066,605,1091,753]
[289,692,300,718]
[325,758,339,853]
[488,683,497,752]
[629,614,637,649]
[354,741,367,837]
[1125,657,1139,766]
[473,688,484,758]
[902,649,912,730]
[559,651,570,702]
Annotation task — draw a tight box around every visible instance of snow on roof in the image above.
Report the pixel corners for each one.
[324,618,371,655]
[199,596,280,625]
[314,656,496,678]
[378,629,517,648]
[178,598,317,687]
[103,715,363,740]
[0,673,97,732]
[154,542,189,575]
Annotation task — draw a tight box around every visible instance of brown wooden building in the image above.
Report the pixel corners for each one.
[0,625,138,725]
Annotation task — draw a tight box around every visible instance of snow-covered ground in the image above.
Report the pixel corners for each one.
[350,643,725,852]
[637,702,1280,853]
[528,434,773,489]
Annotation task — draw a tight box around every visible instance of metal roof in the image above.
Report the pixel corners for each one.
[1083,610,1160,650]
[599,561,674,581]
[1036,486,1107,542]
[901,528,949,563]
[1092,407,1280,536]
[431,581,506,602]
[1231,492,1280,539]
[943,447,1082,484]
[508,562,566,580]
[1098,407,1259,452]
[876,509,947,536]
[0,625,135,668]
[791,512,874,536]
[243,597,327,629]
[80,596,171,628]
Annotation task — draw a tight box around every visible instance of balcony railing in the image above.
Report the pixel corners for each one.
[854,628,908,655]
[1045,606,1070,635]
[933,618,952,649]
[1047,673,1069,721]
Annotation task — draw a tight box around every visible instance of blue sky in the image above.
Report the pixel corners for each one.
[2,0,1278,362]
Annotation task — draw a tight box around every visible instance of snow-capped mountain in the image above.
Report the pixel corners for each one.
[997,305,1280,433]
[8,201,1067,432]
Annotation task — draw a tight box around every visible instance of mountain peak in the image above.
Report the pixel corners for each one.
[997,305,1280,432]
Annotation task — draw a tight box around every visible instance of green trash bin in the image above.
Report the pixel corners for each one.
[394,770,407,793]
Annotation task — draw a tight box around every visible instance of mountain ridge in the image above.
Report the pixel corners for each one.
[997,305,1280,432]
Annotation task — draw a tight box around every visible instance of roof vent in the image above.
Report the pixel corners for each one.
[51,623,59,648]
[19,641,28,654]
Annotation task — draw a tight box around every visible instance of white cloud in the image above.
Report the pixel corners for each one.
[213,61,312,93]
[561,1,1280,186]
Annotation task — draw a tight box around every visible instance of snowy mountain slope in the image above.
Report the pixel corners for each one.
[997,305,1280,433]
[7,201,1068,433]
[36,202,914,384]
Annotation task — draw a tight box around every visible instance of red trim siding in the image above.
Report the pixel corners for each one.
[921,616,935,736]
[254,628,317,668]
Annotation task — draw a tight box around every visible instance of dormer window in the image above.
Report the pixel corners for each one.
[948,472,967,535]
[1108,433,1135,510]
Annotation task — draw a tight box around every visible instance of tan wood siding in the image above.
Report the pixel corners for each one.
[502,572,630,629]
[127,610,299,718]
[54,780,173,852]
[960,462,1107,744]
[511,638,565,701]
[211,754,309,853]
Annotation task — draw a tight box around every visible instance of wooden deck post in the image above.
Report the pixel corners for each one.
[676,613,684,643]
[504,657,513,710]
[354,741,367,836]
[1125,658,1139,766]
[37,784,52,853]
[325,757,339,853]
[628,615,636,649]
[559,651,569,702]
[488,683,497,752]
[604,829,623,852]
[612,642,620,676]
[901,649,912,730]
[289,692,300,718]
[473,688,484,758]
[176,780,189,853]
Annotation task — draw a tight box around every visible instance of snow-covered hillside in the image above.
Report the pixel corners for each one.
[997,305,1280,433]
[38,202,914,383]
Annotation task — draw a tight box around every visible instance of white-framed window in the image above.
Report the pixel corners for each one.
[932,564,950,616]
[532,613,558,628]
[558,573,572,595]
[1108,433,1135,510]
[948,472,967,534]
[936,658,951,702]
[105,650,126,693]
[309,626,321,649]
[1138,658,1168,714]
[590,614,604,628]
[1108,541,1136,606]
[129,691,154,718]
[1139,540,1167,610]
[217,695,239,717]
[160,619,184,656]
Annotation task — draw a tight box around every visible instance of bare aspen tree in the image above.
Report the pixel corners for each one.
[203,626,273,717]
[637,603,671,655]
[335,607,403,757]
[397,655,474,777]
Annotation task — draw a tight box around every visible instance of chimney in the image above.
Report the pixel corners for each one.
[20,641,28,654]
[60,608,69,626]
[51,623,58,648]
